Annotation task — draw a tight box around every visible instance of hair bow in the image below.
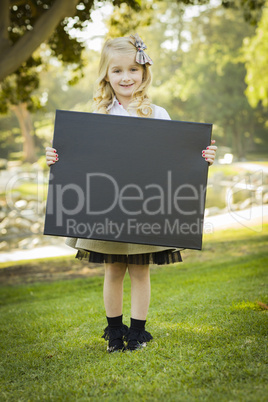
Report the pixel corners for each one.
[131,34,153,65]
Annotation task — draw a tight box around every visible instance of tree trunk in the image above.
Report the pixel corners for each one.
[11,103,37,163]
[233,126,245,160]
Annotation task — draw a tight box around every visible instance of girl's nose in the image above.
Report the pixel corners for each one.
[122,71,130,81]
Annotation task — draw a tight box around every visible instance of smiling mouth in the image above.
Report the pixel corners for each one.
[120,84,134,88]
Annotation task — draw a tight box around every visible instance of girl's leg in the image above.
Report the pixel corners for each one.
[103,262,127,317]
[126,263,152,350]
[128,263,151,320]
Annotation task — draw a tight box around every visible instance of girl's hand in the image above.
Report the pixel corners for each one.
[46,141,59,167]
[202,140,217,166]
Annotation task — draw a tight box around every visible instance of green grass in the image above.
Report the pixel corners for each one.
[207,160,268,180]
[207,164,243,178]
[11,182,48,200]
[0,226,267,401]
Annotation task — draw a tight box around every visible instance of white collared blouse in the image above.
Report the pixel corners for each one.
[107,97,171,120]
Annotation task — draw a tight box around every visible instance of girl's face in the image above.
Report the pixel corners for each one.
[106,53,143,106]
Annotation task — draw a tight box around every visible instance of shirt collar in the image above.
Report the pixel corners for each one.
[107,96,122,111]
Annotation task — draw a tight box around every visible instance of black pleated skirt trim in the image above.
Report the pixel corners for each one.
[75,249,183,265]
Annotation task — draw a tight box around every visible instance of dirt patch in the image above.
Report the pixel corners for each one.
[0,258,104,286]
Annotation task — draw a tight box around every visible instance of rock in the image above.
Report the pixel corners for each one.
[31,237,42,246]
[20,210,37,221]
[239,198,253,210]
[8,209,20,218]
[18,236,45,249]
[263,192,268,204]
[31,222,41,233]
[229,203,239,211]
[14,199,28,210]
[0,241,9,251]
[14,217,32,229]
[18,238,33,249]
[205,207,221,216]
[27,200,39,211]
[9,226,21,234]
[0,217,11,229]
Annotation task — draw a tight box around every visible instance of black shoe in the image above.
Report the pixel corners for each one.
[124,328,153,351]
[102,324,128,353]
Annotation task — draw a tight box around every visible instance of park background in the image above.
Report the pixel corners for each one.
[0,0,267,401]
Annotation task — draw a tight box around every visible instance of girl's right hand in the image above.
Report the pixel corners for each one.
[46,145,59,167]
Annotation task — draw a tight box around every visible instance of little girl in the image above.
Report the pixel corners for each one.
[46,34,217,352]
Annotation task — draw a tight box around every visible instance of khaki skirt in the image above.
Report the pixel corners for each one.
[65,237,183,265]
[75,249,182,265]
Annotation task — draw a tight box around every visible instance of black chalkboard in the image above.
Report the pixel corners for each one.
[44,110,212,250]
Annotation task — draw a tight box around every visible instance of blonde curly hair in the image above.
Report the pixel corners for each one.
[93,35,153,117]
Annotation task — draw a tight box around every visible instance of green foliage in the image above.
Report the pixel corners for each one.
[243,3,268,108]
[0,48,99,160]
[47,21,85,69]
[0,124,22,159]
[0,225,267,400]
[0,56,42,113]
[222,0,265,24]
[0,0,142,110]
[9,151,24,160]
[106,2,153,38]
[36,155,50,170]
[146,3,268,159]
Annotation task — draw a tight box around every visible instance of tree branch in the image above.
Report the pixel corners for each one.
[0,0,80,81]
[0,0,11,54]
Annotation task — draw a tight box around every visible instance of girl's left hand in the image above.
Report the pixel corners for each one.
[202,140,217,166]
